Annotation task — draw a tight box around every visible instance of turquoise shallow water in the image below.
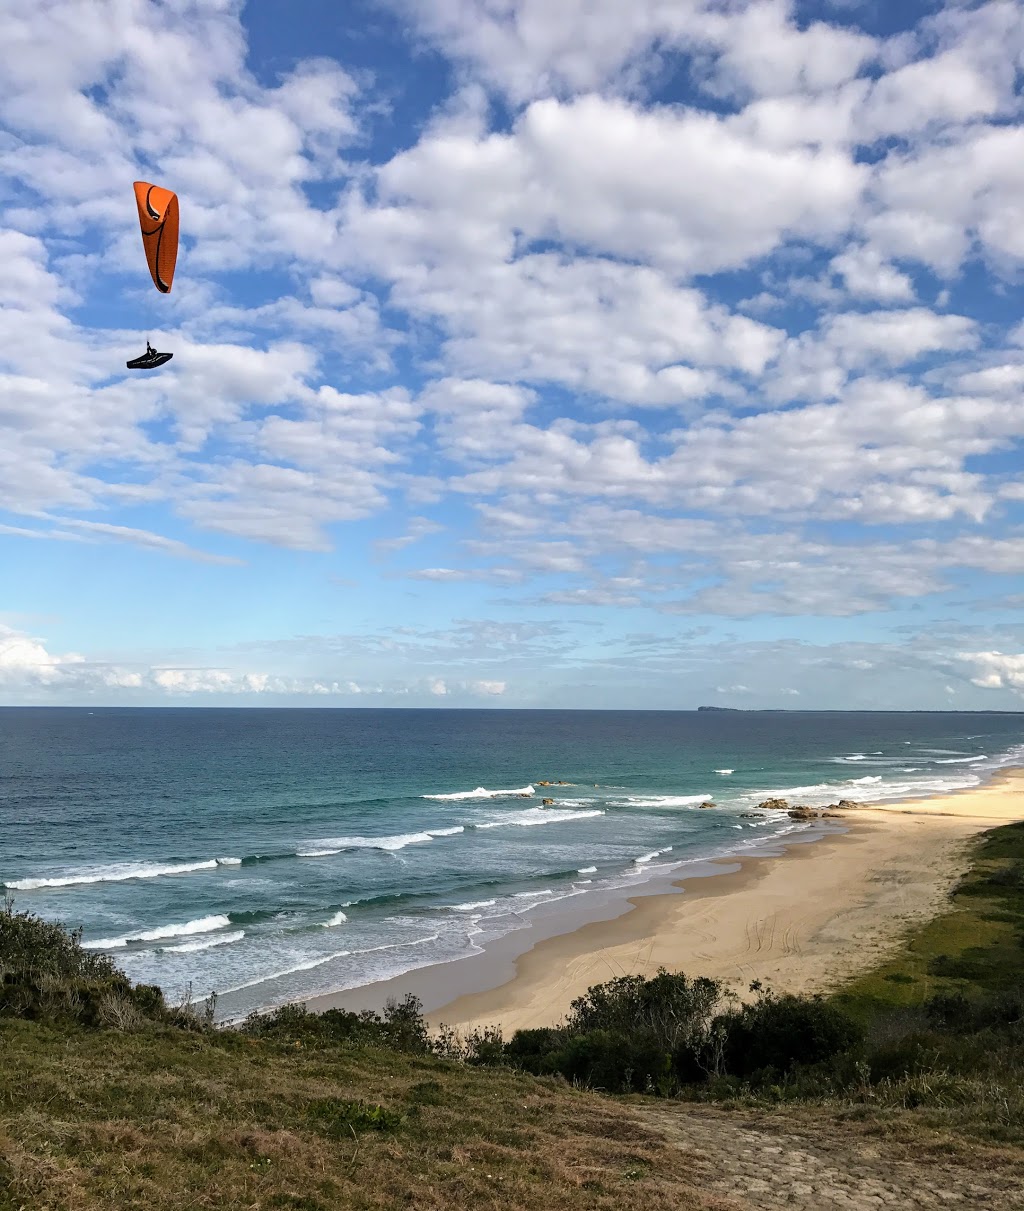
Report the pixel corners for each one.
[3,707,1022,1019]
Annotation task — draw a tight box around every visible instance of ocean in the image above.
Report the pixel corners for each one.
[3,708,1022,1021]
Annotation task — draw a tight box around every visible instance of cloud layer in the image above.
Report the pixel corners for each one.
[2,0,1024,705]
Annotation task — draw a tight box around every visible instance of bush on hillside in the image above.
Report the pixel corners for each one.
[717,987,864,1081]
[0,902,166,1027]
[242,994,431,1053]
[566,969,728,1052]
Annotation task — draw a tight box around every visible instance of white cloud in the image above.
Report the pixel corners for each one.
[0,622,515,702]
[391,0,877,106]
[471,679,507,694]
[349,94,866,281]
[956,651,1024,692]
[3,0,1024,709]
[0,624,83,684]
[829,245,915,303]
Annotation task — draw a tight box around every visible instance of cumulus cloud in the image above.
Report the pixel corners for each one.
[956,651,1024,692]
[3,0,1024,706]
[0,624,83,684]
[0,622,514,703]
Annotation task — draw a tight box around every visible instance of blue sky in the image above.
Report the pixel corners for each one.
[3,0,1024,708]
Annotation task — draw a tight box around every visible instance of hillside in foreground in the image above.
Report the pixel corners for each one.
[5,823,1024,1209]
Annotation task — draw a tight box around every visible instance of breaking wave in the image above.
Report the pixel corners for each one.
[162,929,245,954]
[5,859,220,891]
[81,914,231,951]
[422,785,535,800]
[297,826,464,857]
[616,794,710,809]
[475,807,604,829]
[635,846,673,865]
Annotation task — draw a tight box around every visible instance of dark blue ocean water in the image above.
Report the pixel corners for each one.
[2,708,1022,1019]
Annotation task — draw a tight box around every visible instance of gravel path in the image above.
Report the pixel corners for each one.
[633,1105,1024,1209]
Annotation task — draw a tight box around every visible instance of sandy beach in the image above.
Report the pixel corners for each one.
[307,768,1024,1033]
[423,770,1024,1033]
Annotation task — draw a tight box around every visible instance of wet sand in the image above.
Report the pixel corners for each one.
[306,769,1024,1034]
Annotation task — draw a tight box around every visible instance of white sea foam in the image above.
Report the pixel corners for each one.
[714,769,734,775]
[298,831,436,856]
[476,807,604,829]
[740,767,987,810]
[514,889,553,898]
[428,826,465,837]
[82,914,231,950]
[575,878,593,884]
[5,859,219,891]
[577,866,597,874]
[445,899,497,911]
[218,934,442,996]
[619,794,710,808]
[933,756,987,764]
[422,785,535,800]
[216,857,242,866]
[635,846,673,865]
[322,911,348,928]
[163,929,245,954]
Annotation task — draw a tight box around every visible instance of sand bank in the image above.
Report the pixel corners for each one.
[308,770,1024,1034]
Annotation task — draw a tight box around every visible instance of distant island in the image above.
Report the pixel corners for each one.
[696,705,742,711]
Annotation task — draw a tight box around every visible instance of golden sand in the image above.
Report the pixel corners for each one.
[427,769,1024,1034]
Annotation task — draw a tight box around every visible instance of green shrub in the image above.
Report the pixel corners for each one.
[565,969,727,1055]
[504,1027,565,1070]
[0,904,167,1026]
[718,989,864,1080]
[543,1028,674,1094]
[305,1097,402,1136]
[243,994,430,1054]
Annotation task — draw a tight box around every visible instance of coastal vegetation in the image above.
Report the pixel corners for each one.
[3,821,1024,1207]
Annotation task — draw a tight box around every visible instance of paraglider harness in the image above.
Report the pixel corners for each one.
[126,341,173,370]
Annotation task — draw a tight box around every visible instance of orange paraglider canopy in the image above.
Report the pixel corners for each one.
[133,181,179,293]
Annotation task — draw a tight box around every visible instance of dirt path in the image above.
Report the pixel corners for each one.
[632,1104,1024,1209]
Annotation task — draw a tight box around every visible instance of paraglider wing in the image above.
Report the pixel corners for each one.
[133,181,179,293]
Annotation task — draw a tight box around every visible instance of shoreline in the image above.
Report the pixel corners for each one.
[305,768,1024,1033]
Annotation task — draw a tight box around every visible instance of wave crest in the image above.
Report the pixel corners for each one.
[423,785,535,800]
[82,914,231,951]
[5,859,219,891]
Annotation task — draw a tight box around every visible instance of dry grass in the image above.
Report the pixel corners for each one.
[0,1019,728,1211]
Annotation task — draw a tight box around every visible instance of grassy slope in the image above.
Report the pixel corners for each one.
[0,1019,722,1211]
